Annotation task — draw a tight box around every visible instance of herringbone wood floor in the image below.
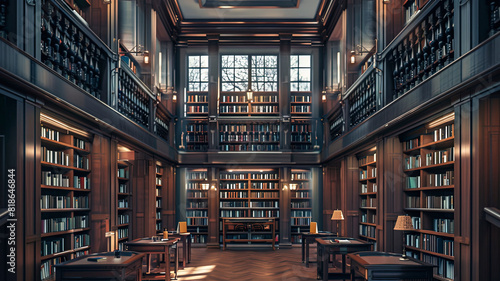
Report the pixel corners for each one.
[176,247,319,281]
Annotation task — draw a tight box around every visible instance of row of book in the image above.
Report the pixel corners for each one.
[291,124,311,133]
[252,210,279,217]
[291,172,311,180]
[422,254,454,279]
[291,210,311,217]
[412,216,421,229]
[41,257,62,280]
[188,182,209,189]
[41,126,60,141]
[407,196,421,208]
[220,95,248,103]
[187,144,208,151]
[358,154,376,165]
[41,195,70,209]
[425,148,454,165]
[250,105,279,113]
[251,173,279,179]
[219,144,280,151]
[219,105,248,113]
[291,182,310,189]
[406,176,421,189]
[119,183,128,193]
[118,214,129,224]
[360,213,376,224]
[53,153,88,169]
[293,191,310,198]
[219,124,280,132]
[156,177,162,185]
[220,191,248,198]
[74,176,90,189]
[291,201,311,208]
[74,234,90,249]
[406,233,420,248]
[250,201,278,208]
[404,155,421,170]
[186,134,208,142]
[291,105,311,113]
[73,196,89,208]
[425,195,454,209]
[187,105,208,113]
[251,182,278,189]
[361,183,377,194]
[187,210,208,217]
[219,183,247,190]
[291,134,311,142]
[117,168,129,178]
[434,218,454,234]
[41,171,69,187]
[155,187,161,197]
[220,173,247,179]
[187,171,207,180]
[41,215,88,233]
[118,199,129,208]
[359,224,376,238]
[74,249,89,258]
[433,124,454,142]
[219,134,280,142]
[187,94,208,103]
[41,237,65,256]
[404,137,420,151]
[187,191,208,198]
[187,123,208,133]
[360,198,377,207]
[74,138,86,150]
[220,210,248,217]
[422,234,454,256]
[189,201,208,208]
[291,217,311,226]
[428,171,454,187]
[251,191,279,198]
[190,235,207,244]
[42,147,70,166]
[291,95,311,102]
[117,228,128,239]
[156,211,161,219]
[220,201,248,208]
[155,199,162,208]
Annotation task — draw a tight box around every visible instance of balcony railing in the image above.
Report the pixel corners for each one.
[118,65,153,129]
[41,0,110,99]
[391,0,454,100]
[155,105,170,142]
[490,1,500,37]
[346,67,377,129]
[329,109,344,142]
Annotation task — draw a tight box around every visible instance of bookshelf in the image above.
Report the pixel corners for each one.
[40,118,91,281]
[290,92,312,116]
[186,92,208,116]
[401,113,455,281]
[117,159,132,251]
[219,92,279,116]
[186,169,209,244]
[219,122,280,151]
[290,169,312,244]
[357,148,377,247]
[155,165,164,232]
[219,169,280,245]
[186,120,209,151]
[291,120,312,151]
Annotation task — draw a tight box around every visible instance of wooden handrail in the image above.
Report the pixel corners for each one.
[485,207,500,229]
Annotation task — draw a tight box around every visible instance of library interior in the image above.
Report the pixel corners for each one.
[1,0,499,280]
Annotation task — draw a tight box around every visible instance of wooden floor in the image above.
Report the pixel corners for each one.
[175,247,318,281]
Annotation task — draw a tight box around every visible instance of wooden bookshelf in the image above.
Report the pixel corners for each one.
[290,169,312,244]
[155,164,164,232]
[219,122,280,151]
[219,169,280,245]
[117,159,131,251]
[186,120,208,151]
[40,120,91,281]
[291,119,313,151]
[357,148,377,247]
[186,169,209,244]
[219,92,279,116]
[401,113,455,280]
[290,92,312,116]
[186,92,208,116]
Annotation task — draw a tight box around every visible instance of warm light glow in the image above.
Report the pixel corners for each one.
[427,112,455,129]
[40,113,91,138]
[322,89,327,102]
[331,210,344,220]
[144,51,150,64]
[246,88,253,102]
[158,51,162,85]
[350,51,356,64]
[283,185,288,191]
[394,215,414,231]
[201,183,210,190]
[173,94,177,102]
[289,184,298,190]
[337,51,341,83]
[211,185,216,191]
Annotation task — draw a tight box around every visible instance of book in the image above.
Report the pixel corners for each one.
[334,239,351,243]
[87,257,106,262]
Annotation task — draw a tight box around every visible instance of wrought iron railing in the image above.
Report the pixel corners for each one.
[117,66,152,129]
[347,68,377,128]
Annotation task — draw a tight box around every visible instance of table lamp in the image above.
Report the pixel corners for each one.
[394,215,414,260]
[331,210,344,237]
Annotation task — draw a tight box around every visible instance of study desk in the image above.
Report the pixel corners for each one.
[300,232,335,267]
[54,251,144,281]
[125,237,179,281]
[316,237,373,281]
[348,251,435,281]
[222,217,276,250]
[158,232,191,267]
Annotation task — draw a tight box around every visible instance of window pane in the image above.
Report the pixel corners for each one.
[189,69,200,81]
[235,82,248,92]
[299,69,310,81]
[234,55,248,68]
[200,69,209,82]
[222,83,234,92]
[291,69,298,81]
[222,68,234,82]
[235,68,248,82]
[266,56,277,68]
[200,56,209,67]
[189,56,199,67]
[299,55,311,67]
[189,82,199,92]
[299,82,310,91]
[291,83,298,91]
[200,83,208,91]
[222,55,233,67]
[290,55,298,67]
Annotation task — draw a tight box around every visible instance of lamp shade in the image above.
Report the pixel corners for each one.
[394,215,414,231]
[331,210,344,221]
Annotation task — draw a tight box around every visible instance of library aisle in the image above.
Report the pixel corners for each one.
[175,248,317,281]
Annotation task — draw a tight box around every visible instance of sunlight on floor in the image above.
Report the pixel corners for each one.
[178,265,216,280]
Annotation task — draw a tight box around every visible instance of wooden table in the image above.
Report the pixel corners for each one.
[300,232,335,267]
[54,251,144,281]
[125,237,179,281]
[166,232,191,267]
[348,251,435,281]
[222,217,276,250]
[316,237,373,281]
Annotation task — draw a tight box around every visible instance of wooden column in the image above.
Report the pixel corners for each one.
[280,168,292,248]
[207,34,220,151]
[207,167,219,248]
[279,34,292,150]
